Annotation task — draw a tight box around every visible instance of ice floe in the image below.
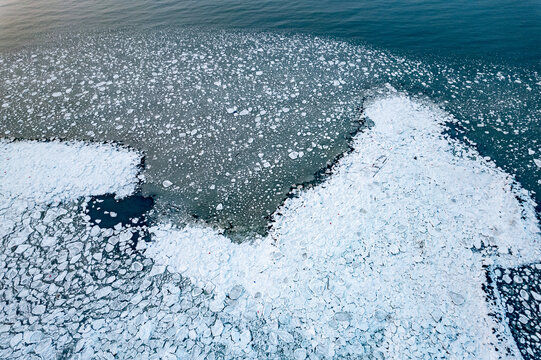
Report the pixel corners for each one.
[0,140,140,203]
[0,140,140,242]
[146,95,541,358]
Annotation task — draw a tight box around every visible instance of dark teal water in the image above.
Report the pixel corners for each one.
[0,0,540,62]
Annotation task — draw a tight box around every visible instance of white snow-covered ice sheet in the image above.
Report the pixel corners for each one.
[1,95,540,359]
[0,140,140,203]
[0,140,140,240]
[146,95,541,358]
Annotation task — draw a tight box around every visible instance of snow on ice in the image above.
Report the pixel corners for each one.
[146,95,541,358]
[1,96,540,359]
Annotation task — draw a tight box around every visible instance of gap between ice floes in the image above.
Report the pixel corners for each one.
[144,94,541,358]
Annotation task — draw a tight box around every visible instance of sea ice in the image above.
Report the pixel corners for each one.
[1,95,540,359]
[147,95,541,358]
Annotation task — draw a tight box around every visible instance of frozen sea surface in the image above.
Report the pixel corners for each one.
[0,28,539,236]
[1,95,540,359]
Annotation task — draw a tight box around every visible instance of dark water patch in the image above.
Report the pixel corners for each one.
[85,193,154,247]
[482,266,517,357]
[491,263,541,359]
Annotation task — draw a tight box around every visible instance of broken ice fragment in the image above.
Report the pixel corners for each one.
[449,291,465,305]
[294,348,307,360]
[209,299,224,312]
[228,285,245,300]
[288,151,299,160]
[211,319,223,337]
[32,305,46,315]
[334,311,352,322]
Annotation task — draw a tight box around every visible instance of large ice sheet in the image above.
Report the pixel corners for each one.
[0,140,140,240]
[147,95,541,358]
[1,95,540,359]
[0,140,140,203]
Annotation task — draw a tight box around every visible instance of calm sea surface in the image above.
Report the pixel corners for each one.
[0,0,540,61]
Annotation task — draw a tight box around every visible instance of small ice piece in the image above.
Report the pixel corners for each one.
[449,291,465,305]
[288,151,299,160]
[518,314,529,324]
[255,71,263,76]
[52,92,62,97]
[294,348,307,360]
[211,319,223,337]
[334,312,351,322]
[32,305,46,315]
[131,262,143,272]
[277,331,294,343]
[162,180,173,188]
[209,299,224,312]
[109,212,117,218]
[67,242,83,257]
[534,158,541,168]
[149,265,166,277]
[24,331,43,344]
[228,285,245,300]
[95,286,112,299]
[216,203,223,211]
[10,333,22,347]
[431,308,443,322]
[239,330,251,348]
[137,321,154,342]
